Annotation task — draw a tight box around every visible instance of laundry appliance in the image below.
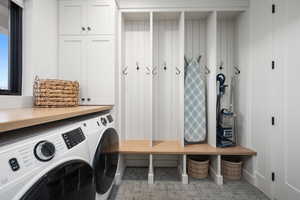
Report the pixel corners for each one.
[81,112,119,200]
[0,121,94,200]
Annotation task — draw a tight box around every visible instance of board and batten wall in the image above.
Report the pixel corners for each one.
[0,0,58,109]
[249,0,300,199]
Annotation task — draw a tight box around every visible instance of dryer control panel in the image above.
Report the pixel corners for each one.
[62,128,86,149]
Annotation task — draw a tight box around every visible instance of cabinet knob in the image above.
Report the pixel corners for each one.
[87,98,91,101]
[87,27,91,31]
[82,27,86,31]
[81,98,85,101]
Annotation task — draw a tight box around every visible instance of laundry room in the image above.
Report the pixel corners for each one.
[0,0,299,200]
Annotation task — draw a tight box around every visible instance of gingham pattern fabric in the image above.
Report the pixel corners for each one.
[184,58,207,143]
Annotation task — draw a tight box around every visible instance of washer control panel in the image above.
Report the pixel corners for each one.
[100,117,108,126]
[62,128,86,149]
[9,158,20,171]
[107,114,113,123]
[0,134,67,189]
[34,141,56,162]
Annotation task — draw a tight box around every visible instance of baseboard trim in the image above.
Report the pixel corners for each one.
[177,163,188,184]
[210,167,223,185]
[182,174,188,184]
[148,173,154,184]
[115,172,122,185]
[243,169,256,186]
[116,156,126,185]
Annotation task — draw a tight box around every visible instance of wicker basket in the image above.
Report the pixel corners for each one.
[187,156,209,179]
[34,76,79,108]
[221,157,242,180]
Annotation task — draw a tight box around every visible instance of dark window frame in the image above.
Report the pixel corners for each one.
[0,2,22,96]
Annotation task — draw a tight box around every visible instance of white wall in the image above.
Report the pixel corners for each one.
[23,0,58,96]
[0,0,58,109]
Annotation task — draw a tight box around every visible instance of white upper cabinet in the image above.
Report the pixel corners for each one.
[86,37,114,105]
[59,36,115,105]
[59,0,114,36]
[59,1,86,35]
[58,37,85,82]
[58,0,116,105]
[58,37,88,103]
[87,0,114,35]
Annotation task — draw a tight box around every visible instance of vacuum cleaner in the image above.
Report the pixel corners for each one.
[216,73,236,148]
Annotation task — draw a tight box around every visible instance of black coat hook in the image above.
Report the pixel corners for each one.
[234,66,241,75]
[184,56,189,65]
[197,55,202,63]
[163,62,167,71]
[136,62,140,71]
[219,61,224,71]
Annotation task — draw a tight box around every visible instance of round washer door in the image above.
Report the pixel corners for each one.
[21,161,95,200]
[93,128,119,195]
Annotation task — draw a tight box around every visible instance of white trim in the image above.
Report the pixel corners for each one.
[115,154,125,185]
[243,168,256,186]
[12,0,23,8]
[182,174,188,185]
[181,155,188,184]
[286,183,300,194]
[148,173,154,184]
[148,154,154,184]
[210,166,223,185]
[117,0,249,10]
[119,7,248,13]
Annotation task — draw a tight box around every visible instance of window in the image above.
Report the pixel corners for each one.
[0,1,22,95]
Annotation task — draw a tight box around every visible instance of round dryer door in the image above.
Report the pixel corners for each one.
[93,128,119,195]
[21,161,95,200]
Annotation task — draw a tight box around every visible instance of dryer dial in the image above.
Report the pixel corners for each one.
[34,141,56,162]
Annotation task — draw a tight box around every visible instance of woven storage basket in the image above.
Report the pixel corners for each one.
[187,156,209,179]
[221,157,242,180]
[34,77,79,108]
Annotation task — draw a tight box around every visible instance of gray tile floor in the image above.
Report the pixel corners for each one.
[109,167,269,200]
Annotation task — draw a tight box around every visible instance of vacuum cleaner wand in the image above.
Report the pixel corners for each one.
[216,73,236,148]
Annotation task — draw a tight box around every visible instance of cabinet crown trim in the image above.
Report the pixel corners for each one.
[117,0,249,9]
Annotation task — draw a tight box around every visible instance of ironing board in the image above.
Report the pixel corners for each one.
[184,58,207,143]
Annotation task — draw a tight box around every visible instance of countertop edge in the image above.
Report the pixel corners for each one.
[0,106,113,133]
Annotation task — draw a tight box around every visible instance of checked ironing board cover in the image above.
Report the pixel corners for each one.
[184,58,207,143]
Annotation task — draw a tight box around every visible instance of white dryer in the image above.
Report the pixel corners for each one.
[81,113,119,200]
[0,121,95,200]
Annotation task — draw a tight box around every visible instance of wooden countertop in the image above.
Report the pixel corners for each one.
[0,105,113,133]
[119,140,257,156]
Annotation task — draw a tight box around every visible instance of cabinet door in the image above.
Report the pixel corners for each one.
[86,36,114,105]
[277,0,300,199]
[58,37,87,104]
[59,0,86,35]
[250,0,273,197]
[87,0,114,35]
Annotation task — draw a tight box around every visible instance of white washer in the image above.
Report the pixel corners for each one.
[0,121,95,200]
[81,113,119,200]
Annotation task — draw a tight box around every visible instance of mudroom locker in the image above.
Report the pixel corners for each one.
[118,9,249,182]
[114,0,300,200]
